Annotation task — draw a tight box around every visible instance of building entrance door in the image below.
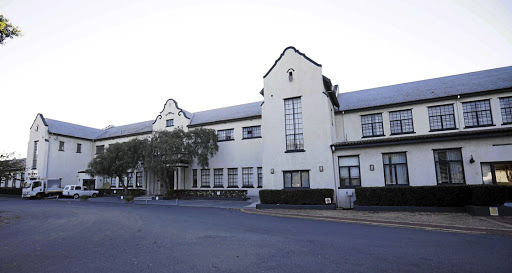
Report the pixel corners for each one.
[83,179,96,190]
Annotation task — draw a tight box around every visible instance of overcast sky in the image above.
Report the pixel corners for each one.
[1,0,511,158]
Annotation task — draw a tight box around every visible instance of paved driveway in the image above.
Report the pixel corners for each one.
[1,197,512,273]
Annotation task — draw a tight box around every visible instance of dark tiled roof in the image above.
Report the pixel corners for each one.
[46,118,105,140]
[45,118,152,140]
[332,127,512,149]
[337,66,512,112]
[96,120,153,140]
[189,101,262,126]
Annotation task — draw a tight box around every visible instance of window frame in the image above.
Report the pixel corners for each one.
[96,145,105,155]
[32,141,38,169]
[166,119,174,127]
[382,152,410,186]
[257,167,262,188]
[481,161,512,185]
[361,113,385,138]
[433,148,466,185]
[227,168,238,188]
[284,97,305,152]
[499,96,512,125]
[428,104,457,131]
[200,169,210,188]
[76,143,82,153]
[213,169,224,188]
[462,99,494,128]
[242,167,254,188]
[58,141,65,151]
[389,109,414,135]
[283,170,310,189]
[192,169,197,188]
[217,129,235,142]
[242,126,262,139]
[136,172,143,188]
[338,155,361,188]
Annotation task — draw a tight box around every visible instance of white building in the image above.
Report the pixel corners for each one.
[26,47,512,207]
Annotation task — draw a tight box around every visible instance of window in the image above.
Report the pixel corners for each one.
[257,167,262,188]
[481,162,512,185]
[214,169,223,188]
[127,173,134,187]
[383,153,409,185]
[284,97,304,151]
[76,143,82,153]
[361,113,384,137]
[111,176,117,188]
[500,97,512,124]
[428,104,456,131]
[228,168,238,188]
[434,149,465,184]
[243,126,261,139]
[32,141,38,169]
[58,141,65,151]
[96,145,105,155]
[75,186,82,190]
[201,169,210,188]
[339,156,360,187]
[20,173,25,183]
[192,169,197,188]
[136,172,143,187]
[103,175,110,186]
[166,119,174,127]
[283,170,310,188]
[242,167,253,188]
[462,99,493,127]
[217,129,234,141]
[389,110,414,134]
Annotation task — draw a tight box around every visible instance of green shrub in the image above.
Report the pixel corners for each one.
[0,187,22,195]
[355,185,509,207]
[259,189,334,205]
[97,189,146,197]
[124,195,134,203]
[166,189,248,199]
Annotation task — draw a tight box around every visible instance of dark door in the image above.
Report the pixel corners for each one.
[83,179,96,190]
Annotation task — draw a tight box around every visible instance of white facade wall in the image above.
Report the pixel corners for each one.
[262,48,337,190]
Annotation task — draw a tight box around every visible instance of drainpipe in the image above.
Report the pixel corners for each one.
[455,95,461,130]
[330,145,338,208]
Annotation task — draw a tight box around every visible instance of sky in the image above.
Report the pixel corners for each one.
[1,0,511,158]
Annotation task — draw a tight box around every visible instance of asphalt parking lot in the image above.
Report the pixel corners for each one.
[1,196,512,273]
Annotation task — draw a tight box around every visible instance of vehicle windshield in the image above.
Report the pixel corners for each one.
[23,182,32,188]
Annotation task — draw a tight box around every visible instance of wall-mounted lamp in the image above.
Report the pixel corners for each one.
[319,166,323,172]
[469,155,475,164]
[370,164,374,171]
[270,168,274,174]
[287,68,295,82]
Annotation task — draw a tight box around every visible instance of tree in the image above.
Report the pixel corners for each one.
[87,138,147,194]
[144,128,218,192]
[0,152,25,184]
[0,15,21,45]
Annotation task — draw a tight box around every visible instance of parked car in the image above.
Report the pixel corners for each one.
[62,185,99,199]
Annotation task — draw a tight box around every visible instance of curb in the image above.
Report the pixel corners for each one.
[241,209,512,236]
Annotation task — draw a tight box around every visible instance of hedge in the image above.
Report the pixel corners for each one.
[0,187,22,195]
[97,189,146,197]
[259,189,334,205]
[354,185,510,207]
[166,190,247,199]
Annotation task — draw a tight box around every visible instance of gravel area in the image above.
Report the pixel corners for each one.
[265,209,512,230]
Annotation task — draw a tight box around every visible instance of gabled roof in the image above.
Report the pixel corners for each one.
[263,46,322,78]
[96,120,153,140]
[46,118,105,140]
[189,101,262,127]
[337,66,512,112]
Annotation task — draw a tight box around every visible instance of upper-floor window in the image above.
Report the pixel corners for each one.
[96,145,105,155]
[76,143,82,153]
[243,126,261,139]
[428,104,456,131]
[462,99,493,127]
[361,113,384,137]
[383,153,409,185]
[217,129,234,141]
[166,119,174,127]
[500,96,512,125]
[58,141,65,151]
[389,110,414,135]
[32,141,38,169]
[434,149,465,184]
[284,97,304,151]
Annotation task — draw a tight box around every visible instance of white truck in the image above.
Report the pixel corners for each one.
[22,179,63,199]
